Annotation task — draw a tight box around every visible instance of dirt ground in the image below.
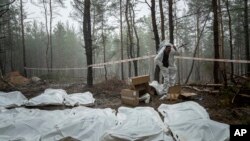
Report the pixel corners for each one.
[3,78,250,125]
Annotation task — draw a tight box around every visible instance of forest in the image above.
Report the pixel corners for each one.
[0,0,250,140]
[0,0,249,86]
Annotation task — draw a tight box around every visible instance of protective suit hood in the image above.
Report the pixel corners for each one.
[158,40,173,52]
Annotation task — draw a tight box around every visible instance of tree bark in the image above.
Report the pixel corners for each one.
[7,11,13,71]
[150,0,160,81]
[244,0,250,76]
[225,0,234,82]
[218,0,227,86]
[101,13,107,81]
[20,0,27,77]
[42,0,50,73]
[212,0,220,84]
[195,7,201,82]
[84,0,93,86]
[126,0,137,77]
[49,0,53,71]
[159,0,165,41]
[92,6,96,79]
[120,0,124,80]
[131,3,139,76]
[168,0,174,44]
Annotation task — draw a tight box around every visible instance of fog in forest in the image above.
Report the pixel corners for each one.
[0,0,249,86]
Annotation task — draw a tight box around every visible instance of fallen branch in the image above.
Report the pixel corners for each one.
[182,86,219,94]
[188,83,234,87]
[190,84,223,87]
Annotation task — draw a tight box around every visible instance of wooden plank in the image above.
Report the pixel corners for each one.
[180,93,197,97]
[130,75,150,86]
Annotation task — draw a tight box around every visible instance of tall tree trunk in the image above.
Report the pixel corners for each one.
[131,3,139,76]
[126,32,131,77]
[43,0,50,73]
[195,8,201,82]
[126,0,136,77]
[244,0,250,76]
[120,0,124,80]
[20,0,27,77]
[174,0,181,84]
[0,58,4,76]
[128,2,137,76]
[84,0,93,86]
[225,0,234,82]
[92,6,96,79]
[168,0,174,44]
[212,0,220,84]
[7,11,13,71]
[185,13,209,84]
[218,0,227,86]
[150,0,160,81]
[49,0,53,71]
[101,14,107,81]
[159,0,165,41]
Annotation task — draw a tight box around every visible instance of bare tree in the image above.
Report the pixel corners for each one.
[159,0,165,41]
[225,0,234,82]
[125,0,138,76]
[212,0,221,84]
[20,0,27,77]
[185,13,209,84]
[168,0,174,44]
[131,2,140,76]
[125,0,132,78]
[120,0,124,80]
[0,0,16,18]
[101,7,107,81]
[42,0,50,72]
[83,0,93,86]
[218,0,227,86]
[146,0,160,81]
[49,0,53,71]
[7,11,13,71]
[244,0,249,76]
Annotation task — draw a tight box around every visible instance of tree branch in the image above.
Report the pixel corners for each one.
[0,0,16,8]
[0,8,9,17]
[143,0,151,8]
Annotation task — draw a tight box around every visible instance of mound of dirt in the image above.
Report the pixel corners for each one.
[0,80,7,90]
[4,71,30,86]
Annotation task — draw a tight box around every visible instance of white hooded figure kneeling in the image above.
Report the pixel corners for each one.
[154,40,179,100]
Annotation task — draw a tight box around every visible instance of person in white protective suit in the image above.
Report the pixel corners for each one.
[154,40,179,100]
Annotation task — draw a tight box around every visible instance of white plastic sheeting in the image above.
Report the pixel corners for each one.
[0,91,28,108]
[25,89,95,107]
[64,92,95,106]
[102,107,174,141]
[0,93,230,141]
[26,89,67,106]
[158,101,230,141]
[149,81,164,95]
[0,107,117,141]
